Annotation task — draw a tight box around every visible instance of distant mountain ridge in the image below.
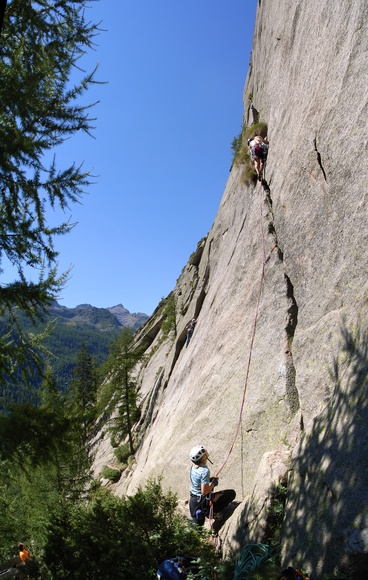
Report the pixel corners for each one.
[51,302,149,331]
[106,304,149,330]
[0,302,149,394]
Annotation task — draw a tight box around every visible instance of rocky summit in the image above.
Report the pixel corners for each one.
[92,2,368,578]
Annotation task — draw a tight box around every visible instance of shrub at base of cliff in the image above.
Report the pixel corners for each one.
[264,481,287,552]
[100,465,121,483]
[114,442,131,464]
[42,479,219,579]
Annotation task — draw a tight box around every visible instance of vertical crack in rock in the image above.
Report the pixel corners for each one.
[227,215,247,266]
[171,261,211,373]
[314,136,327,182]
[283,273,300,414]
[284,273,298,354]
[263,182,300,415]
[251,104,260,123]
[136,369,165,447]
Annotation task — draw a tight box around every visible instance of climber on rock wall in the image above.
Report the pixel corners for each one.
[248,135,269,180]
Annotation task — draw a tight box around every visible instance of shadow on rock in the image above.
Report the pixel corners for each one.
[212,501,241,534]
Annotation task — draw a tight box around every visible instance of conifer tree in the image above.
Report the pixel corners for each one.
[0,0,100,384]
[99,328,145,455]
[71,342,99,439]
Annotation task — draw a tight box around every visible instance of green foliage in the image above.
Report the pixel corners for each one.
[264,482,287,550]
[243,165,259,186]
[247,558,282,580]
[70,343,100,439]
[230,122,268,185]
[127,454,136,468]
[42,479,219,579]
[43,310,120,391]
[0,0,101,384]
[231,122,268,165]
[244,122,268,142]
[99,327,145,454]
[161,292,177,338]
[0,303,120,401]
[231,131,243,158]
[0,351,96,558]
[100,466,121,482]
[114,443,131,464]
[0,389,92,553]
[0,314,56,401]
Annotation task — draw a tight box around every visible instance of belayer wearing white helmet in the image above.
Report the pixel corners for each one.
[189,445,236,526]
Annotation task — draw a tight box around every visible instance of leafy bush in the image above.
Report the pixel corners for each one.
[242,165,258,186]
[161,293,176,338]
[114,443,131,464]
[231,132,243,158]
[264,482,287,550]
[244,121,268,141]
[100,466,121,482]
[42,479,219,579]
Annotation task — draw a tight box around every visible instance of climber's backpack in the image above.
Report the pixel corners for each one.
[252,144,267,160]
[157,556,199,580]
[279,566,310,580]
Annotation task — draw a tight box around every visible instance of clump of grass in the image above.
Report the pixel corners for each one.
[114,443,130,464]
[231,132,244,159]
[242,164,258,186]
[100,466,121,482]
[161,292,176,338]
[248,558,282,580]
[263,481,287,551]
[244,121,268,141]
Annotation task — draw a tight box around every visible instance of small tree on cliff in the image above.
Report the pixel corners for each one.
[0,0,100,385]
[71,343,99,440]
[99,327,145,455]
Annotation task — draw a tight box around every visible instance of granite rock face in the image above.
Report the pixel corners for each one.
[92,2,368,576]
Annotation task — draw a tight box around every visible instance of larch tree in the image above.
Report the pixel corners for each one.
[71,342,99,440]
[0,0,101,385]
[99,327,145,455]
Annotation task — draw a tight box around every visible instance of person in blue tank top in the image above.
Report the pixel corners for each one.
[189,444,236,525]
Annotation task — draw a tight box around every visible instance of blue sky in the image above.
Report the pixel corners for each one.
[52,0,257,315]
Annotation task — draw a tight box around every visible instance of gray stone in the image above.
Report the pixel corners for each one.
[92,1,368,576]
[346,529,368,555]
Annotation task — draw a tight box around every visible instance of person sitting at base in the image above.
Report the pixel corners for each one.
[189,445,236,526]
[18,543,30,565]
[247,135,269,180]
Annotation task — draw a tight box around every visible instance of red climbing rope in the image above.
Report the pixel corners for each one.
[215,180,267,477]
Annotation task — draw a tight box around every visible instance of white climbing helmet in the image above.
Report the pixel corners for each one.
[190,444,206,463]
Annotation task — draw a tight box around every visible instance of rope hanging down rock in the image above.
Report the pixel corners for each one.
[215,179,267,478]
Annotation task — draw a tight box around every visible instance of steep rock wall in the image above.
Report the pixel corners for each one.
[93,1,368,577]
